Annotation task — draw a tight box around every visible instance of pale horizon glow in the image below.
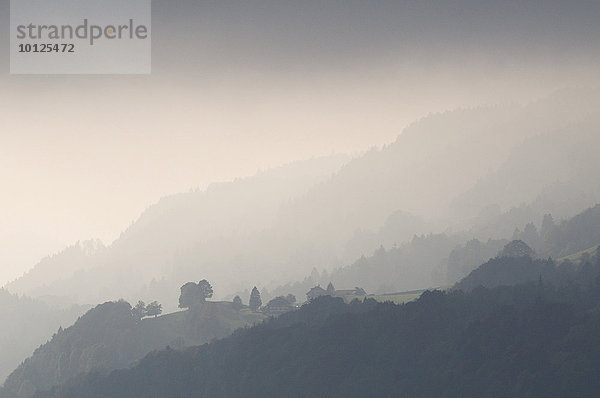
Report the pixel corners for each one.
[2,0,600,286]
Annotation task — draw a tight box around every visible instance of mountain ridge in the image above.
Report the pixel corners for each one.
[6,88,600,311]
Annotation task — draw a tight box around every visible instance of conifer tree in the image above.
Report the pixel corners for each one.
[249,287,262,311]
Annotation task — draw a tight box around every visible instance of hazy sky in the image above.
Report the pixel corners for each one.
[1,0,600,285]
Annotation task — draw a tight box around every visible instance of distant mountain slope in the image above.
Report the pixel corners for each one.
[0,300,265,398]
[268,233,464,301]
[543,204,600,258]
[35,249,600,398]
[451,204,600,286]
[275,88,600,247]
[115,155,350,253]
[4,156,348,304]
[6,89,600,309]
[444,238,508,283]
[286,203,600,298]
[4,241,105,300]
[558,245,600,264]
[0,291,86,386]
[273,106,525,249]
[453,242,554,291]
[453,204,600,292]
[453,120,600,229]
[330,234,463,294]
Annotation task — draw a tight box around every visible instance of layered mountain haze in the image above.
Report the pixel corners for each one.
[274,89,600,250]
[4,156,348,306]
[4,88,600,309]
[1,0,599,242]
[2,2,600,396]
[0,290,87,386]
[5,204,600,397]
[454,120,600,225]
[5,241,106,301]
[31,247,600,398]
[2,0,600,289]
[279,203,600,301]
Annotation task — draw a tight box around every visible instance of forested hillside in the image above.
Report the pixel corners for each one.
[35,248,600,398]
[2,2,600,397]
[0,291,86,386]
[543,204,600,258]
[454,241,551,291]
[9,203,598,398]
[285,203,600,298]
[0,300,265,398]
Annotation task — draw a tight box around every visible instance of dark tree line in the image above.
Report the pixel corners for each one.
[132,300,162,320]
[34,248,600,398]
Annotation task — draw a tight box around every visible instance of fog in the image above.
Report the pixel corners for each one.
[3,1,600,396]
[2,0,600,286]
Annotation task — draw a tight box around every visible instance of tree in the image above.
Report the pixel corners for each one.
[179,280,214,309]
[146,301,162,318]
[249,287,262,311]
[132,300,147,320]
[326,282,335,296]
[232,295,243,310]
[197,280,214,302]
[179,282,198,309]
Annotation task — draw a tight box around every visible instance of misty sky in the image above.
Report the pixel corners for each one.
[1,0,600,284]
